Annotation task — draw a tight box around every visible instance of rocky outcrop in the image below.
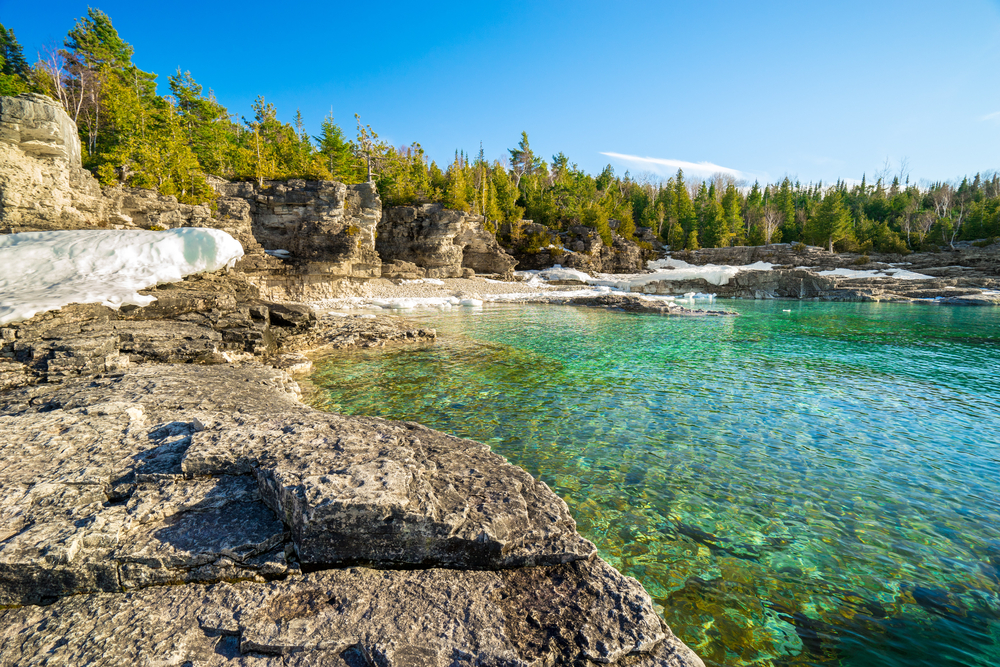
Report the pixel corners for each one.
[0,93,113,230]
[0,556,699,665]
[630,266,1000,303]
[103,182,264,254]
[511,222,656,273]
[378,204,518,278]
[0,93,387,300]
[673,242,1000,282]
[553,293,736,316]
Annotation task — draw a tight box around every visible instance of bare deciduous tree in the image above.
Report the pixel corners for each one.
[762,203,782,246]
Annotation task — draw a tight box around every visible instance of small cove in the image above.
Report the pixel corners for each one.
[304,301,1000,667]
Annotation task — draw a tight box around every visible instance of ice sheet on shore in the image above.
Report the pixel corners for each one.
[815,267,934,280]
[517,258,775,291]
[0,228,245,325]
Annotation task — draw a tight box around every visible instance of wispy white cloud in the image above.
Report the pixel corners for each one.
[600,152,744,178]
[980,111,1000,122]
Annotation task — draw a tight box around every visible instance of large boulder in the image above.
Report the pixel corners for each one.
[378,204,517,278]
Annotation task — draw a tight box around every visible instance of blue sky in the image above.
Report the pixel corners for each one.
[4,0,1000,185]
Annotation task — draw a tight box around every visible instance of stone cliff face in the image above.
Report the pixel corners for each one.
[378,204,518,278]
[0,94,113,230]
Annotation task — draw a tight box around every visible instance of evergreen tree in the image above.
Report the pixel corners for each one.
[508,131,541,187]
[702,199,729,248]
[721,184,743,245]
[168,69,234,177]
[808,191,853,251]
[0,23,32,95]
[673,170,697,236]
[776,177,798,241]
[315,111,355,182]
[444,157,470,212]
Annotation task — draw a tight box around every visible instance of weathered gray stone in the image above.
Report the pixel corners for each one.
[116,476,293,589]
[510,223,653,274]
[379,259,427,280]
[242,415,596,569]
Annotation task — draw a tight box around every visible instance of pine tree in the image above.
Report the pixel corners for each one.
[444,158,469,212]
[776,178,797,241]
[315,111,355,181]
[168,70,234,177]
[702,199,729,248]
[0,23,32,95]
[721,184,743,246]
[674,170,697,236]
[491,164,522,223]
[808,191,852,252]
[508,131,538,187]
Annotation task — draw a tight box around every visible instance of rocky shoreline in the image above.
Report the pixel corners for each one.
[0,270,704,666]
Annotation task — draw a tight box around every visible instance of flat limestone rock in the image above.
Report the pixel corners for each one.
[183,412,596,569]
[0,556,702,667]
[0,362,592,601]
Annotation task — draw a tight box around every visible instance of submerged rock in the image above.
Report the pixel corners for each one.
[555,293,736,316]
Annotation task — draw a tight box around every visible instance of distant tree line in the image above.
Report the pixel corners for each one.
[3,10,999,252]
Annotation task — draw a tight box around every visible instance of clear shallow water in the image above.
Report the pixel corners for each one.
[304,301,1000,667]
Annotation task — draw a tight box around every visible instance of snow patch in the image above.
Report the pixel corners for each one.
[0,228,245,325]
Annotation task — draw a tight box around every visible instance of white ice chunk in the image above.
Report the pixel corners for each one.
[537,265,592,282]
[0,228,245,325]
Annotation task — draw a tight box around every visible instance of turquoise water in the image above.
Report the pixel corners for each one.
[304,301,1000,667]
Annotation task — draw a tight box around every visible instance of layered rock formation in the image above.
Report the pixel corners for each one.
[0,94,113,230]
[378,204,518,278]
[0,272,703,666]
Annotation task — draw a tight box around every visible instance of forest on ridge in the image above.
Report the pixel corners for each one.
[3,10,1000,254]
